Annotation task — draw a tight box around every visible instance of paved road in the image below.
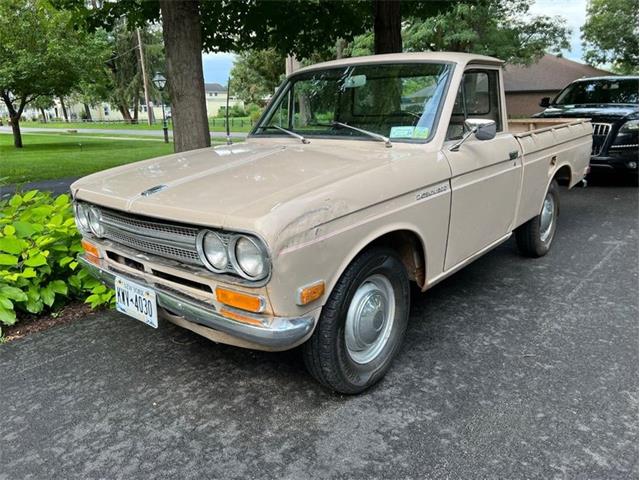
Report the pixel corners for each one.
[1,180,637,479]
[0,126,248,139]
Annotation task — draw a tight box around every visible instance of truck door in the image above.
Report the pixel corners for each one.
[443,68,521,270]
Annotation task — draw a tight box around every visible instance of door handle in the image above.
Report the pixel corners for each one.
[509,150,519,160]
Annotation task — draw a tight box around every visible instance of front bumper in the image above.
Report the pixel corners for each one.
[79,256,316,350]
[591,148,639,172]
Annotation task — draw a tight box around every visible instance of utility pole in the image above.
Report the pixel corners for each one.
[136,28,154,126]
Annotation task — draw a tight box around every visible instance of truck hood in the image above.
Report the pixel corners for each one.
[71,138,440,246]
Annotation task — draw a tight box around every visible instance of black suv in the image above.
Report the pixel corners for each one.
[534,76,638,174]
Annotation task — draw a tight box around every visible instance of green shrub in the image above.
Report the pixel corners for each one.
[0,190,114,332]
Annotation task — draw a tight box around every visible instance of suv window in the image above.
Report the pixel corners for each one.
[447,69,502,140]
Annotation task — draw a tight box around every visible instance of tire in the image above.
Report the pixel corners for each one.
[302,247,410,394]
[515,179,560,257]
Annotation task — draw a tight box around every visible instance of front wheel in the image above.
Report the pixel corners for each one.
[515,180,560,257]
[302,247,410,394]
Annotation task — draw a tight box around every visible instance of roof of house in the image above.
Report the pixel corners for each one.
[205,82,226,92]
[503,55,612,92]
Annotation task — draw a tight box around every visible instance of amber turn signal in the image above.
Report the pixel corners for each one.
[297,281,325,306]
[216,287,265,313]
[81,239,100,259]
[219,307,265,326]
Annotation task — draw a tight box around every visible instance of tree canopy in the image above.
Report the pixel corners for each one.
[581,0,639,74]
[0,0,106,147]
[403,0,570,65]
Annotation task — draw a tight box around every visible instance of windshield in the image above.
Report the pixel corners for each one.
[253,62,452,142]
[554,78,639,105]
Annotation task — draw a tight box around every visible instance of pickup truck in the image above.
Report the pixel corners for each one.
[71,53,591,394]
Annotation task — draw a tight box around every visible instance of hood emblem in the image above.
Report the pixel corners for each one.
[140,184,168,197]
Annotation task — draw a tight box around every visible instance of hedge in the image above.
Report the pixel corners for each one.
[0,190,113,334]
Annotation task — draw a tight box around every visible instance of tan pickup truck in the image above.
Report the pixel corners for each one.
[72,53,591,393]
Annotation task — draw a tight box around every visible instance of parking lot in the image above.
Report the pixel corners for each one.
[1,178,637,479]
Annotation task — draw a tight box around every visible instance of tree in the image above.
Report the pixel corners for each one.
[230,49,286,105]
[0,0,102,147]
[160,0,210,152]
[582,0,639,74]
[403,0,570,65]
[66,0,460,152]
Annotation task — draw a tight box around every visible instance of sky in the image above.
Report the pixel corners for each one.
[201,0,588,84]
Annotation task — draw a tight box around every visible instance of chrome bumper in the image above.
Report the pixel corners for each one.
[79,256,315,350]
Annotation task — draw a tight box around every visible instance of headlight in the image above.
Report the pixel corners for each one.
[199,231,228,272]
[620,120,639,134]
[232,235,268,280]
[87,206,104,237]
[73,203,90,234]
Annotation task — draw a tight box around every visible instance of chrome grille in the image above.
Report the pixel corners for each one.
[591,123,612,156]
[99,208,202,266]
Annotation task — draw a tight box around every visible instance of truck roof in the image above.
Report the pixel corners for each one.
[293,52,504,77]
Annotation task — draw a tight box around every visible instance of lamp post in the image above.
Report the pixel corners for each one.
[152,73,169,143]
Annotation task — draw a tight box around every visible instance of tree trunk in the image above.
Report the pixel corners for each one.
[133,92,140,124]
[1,94,23,148]
[40,107,47,123]
[373,0,402,54]
[59,97,69,122]
[83,103,92,121]
[119,103,133,122]
[160,0,210,152]
[10,115,22,148]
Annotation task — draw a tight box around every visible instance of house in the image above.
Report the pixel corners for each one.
[503,54,612,117]
[205,83,244,116]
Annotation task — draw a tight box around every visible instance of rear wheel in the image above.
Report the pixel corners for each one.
[516,180,560,257]
[302,247,410,394]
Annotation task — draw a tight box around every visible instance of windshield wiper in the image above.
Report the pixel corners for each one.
[263,125,310,144]
[331,121,392,148]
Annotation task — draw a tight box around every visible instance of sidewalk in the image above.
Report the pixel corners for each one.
[1,176,79,198]
[0,126,248,139]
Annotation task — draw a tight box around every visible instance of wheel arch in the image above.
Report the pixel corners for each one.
[325,225,428,299]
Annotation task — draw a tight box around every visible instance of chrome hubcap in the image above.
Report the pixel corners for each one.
[345,274,395,364]
[540,193,555,242]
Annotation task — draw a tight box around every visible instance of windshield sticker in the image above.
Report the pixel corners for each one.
[389,126,430,139]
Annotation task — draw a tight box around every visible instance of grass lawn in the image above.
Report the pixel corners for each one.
[21,116,255,133]
[0,132,175,184]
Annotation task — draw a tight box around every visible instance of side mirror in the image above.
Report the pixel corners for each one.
[466,118,496,141]
[449,119,496,151]
[539,97,551,108]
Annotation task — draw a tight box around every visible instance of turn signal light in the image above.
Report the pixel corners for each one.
[216,287,265,313]
[81,239,100,259]
[219,307,265,326]
[297,281,325,306]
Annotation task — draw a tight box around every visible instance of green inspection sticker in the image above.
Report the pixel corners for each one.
[389,126,430,139]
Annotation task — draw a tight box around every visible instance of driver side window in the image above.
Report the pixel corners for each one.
[446,69,502,140]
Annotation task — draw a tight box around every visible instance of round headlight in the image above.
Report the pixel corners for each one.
[200,231,228,271]
[233,236,267,279]
[74,203,90,233]
[87,206,104,237]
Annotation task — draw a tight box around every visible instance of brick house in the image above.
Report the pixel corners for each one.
[503,54,612,117]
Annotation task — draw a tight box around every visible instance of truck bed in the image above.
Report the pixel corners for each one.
[509,118,592,227]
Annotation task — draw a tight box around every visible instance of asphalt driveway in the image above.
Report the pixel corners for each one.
[1,178,637,479]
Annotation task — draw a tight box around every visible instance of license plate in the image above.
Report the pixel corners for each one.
[115,276,158,328]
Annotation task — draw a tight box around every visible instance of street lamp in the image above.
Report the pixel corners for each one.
[152,73,169,143]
